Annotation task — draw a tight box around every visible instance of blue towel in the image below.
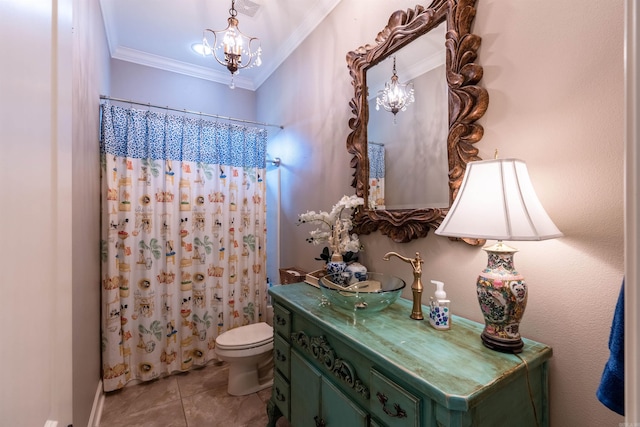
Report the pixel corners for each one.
[596,280,625,415]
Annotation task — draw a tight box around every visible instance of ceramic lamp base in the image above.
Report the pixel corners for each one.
[476,242,528,354]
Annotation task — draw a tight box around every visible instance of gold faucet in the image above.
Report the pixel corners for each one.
[383,251,424,320]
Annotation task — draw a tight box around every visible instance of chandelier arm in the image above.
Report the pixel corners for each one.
[203,29,230,69]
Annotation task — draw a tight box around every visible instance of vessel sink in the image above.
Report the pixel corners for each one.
[319,271,406,313]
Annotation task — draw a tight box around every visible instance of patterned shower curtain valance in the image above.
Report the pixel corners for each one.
[99,102,268,392]
[100,104,267,167]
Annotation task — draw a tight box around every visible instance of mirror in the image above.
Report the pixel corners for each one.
[346,0,488,243]
[367,24,448,210]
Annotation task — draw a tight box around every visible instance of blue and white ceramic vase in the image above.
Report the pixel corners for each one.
[345,262,367,282]
[326,253,347,276]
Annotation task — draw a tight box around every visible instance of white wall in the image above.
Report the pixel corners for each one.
[72,0,111,425]
[0,0,108,425]
[0,0,73,425]
[258,0,625,425]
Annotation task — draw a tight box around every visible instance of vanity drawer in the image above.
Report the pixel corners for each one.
[370,369,420,427]
[274,334,290,378]
[273,371,290,420]
[273,303,291,339]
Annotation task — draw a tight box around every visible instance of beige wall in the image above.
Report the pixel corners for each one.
[626,0,640,416]
[258,0,625,425]
[109,59,257,121]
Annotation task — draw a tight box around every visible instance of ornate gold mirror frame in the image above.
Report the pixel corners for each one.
[346,0,488,243]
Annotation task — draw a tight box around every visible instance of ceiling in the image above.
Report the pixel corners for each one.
[99,0,342,91]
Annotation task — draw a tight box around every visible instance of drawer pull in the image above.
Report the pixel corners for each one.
[376,392,407,419]
[314,416,326,427]
[276,349,287,362]
[275,387,286,402]
[276,315,287,326]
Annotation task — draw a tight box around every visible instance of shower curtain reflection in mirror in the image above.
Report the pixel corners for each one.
[99,103,268,392]
[368,142,385,209]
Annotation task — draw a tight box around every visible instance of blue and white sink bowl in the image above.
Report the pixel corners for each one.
[319,272,406,313]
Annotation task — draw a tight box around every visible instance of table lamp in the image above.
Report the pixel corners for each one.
[435,157,563,353]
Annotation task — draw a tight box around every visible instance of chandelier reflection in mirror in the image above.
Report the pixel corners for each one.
[202,0,262,89]
[375,56,415,123]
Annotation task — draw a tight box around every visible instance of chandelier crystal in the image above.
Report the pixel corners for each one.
[202,0,262,89]
[376,56,415,122]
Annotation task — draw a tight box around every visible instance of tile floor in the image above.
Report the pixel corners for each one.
[99,362,289,427]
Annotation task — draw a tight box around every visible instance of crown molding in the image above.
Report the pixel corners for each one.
[111,47,256,91]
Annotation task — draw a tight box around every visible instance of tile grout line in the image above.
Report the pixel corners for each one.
[175,372,189,427]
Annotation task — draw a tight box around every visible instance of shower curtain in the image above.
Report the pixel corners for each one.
[100,103,268,392]
[368,143,385,210]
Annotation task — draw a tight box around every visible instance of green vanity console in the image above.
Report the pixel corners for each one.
[267,283,552,427]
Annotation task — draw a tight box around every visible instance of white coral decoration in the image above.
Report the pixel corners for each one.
[298,195,365,256]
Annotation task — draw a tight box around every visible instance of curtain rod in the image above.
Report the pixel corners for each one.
[100,95,284,130]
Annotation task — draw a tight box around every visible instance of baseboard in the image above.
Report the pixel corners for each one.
[44,421,58,427]
[88,380,105,427]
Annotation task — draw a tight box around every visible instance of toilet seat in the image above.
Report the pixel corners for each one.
[216,322,273,350]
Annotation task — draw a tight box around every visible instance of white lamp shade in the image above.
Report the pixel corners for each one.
[435,158,563,241]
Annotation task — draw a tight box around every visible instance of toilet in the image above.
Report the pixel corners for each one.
[215,322,274,396]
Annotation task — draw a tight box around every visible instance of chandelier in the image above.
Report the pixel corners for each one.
[376,56,415,122]
[202,0,262,88]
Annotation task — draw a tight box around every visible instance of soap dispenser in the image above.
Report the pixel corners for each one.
[429,280,451,330]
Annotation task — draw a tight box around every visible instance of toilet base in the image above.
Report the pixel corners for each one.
[226,353,274,396]
[227,374,273,396]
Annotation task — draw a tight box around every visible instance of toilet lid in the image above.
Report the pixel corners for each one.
[216,322,273,349]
